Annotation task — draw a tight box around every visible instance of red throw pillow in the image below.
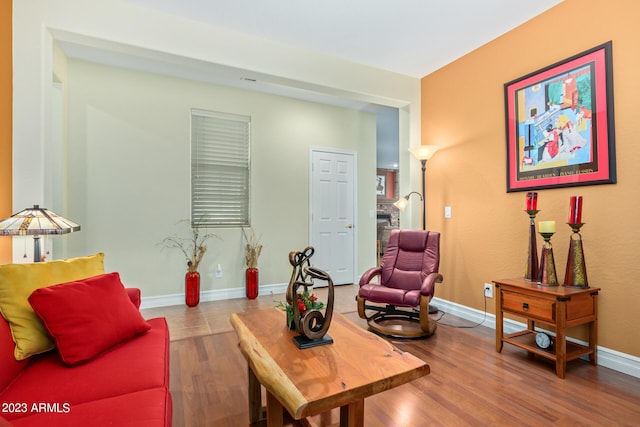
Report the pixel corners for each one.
[28,272,151,365]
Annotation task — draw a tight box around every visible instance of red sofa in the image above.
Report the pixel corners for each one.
[0,256,171,426]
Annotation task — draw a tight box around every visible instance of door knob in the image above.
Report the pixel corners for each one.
[345,224,353,229]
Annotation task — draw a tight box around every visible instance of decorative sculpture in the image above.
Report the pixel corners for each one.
[524,209,540,281]
[564,196,588,288]
[564,223,588,287]
[524,192,539,281]
[286,246,334,348]
[538,221,558,286]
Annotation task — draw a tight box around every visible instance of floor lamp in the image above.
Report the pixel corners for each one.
[0,205,81,262]
[409,145,441,313]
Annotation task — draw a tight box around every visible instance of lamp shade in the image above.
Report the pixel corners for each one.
[0,205,80,236]
[409,145,440,161]
[393,191,423,212]
[393,198,409,211]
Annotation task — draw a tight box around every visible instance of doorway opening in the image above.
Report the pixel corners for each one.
[375,106,400,259]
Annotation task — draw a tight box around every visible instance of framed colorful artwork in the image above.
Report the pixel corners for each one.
[504,41,616,192]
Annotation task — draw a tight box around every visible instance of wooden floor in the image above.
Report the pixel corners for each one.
[142,285,640,426]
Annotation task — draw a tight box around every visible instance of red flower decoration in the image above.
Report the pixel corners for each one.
[277,292,325,331]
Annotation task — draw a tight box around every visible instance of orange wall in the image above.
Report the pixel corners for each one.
[0,0,11,264]
[422,0,640,357]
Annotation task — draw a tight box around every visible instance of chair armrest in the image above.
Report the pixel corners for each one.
[420,272,444,297]
[126,287,142,309]
[359,266,382,286]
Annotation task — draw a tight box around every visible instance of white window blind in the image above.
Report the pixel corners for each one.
[191,109,251,227]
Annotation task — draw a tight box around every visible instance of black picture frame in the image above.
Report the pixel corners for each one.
[505,41,616,192]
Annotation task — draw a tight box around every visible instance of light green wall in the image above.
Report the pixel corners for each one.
[12,0,422,269]
[65,59,377,297]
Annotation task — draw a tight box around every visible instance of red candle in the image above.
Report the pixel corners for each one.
[568,196,583,224]
[526,192,538,210]
[568,196,575,222]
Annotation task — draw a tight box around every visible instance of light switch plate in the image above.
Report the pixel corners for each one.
[444,206,452,218]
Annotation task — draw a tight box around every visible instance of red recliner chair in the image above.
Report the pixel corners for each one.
[357,229,443,338]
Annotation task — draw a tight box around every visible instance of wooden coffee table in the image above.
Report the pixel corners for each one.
[230,309,430,427]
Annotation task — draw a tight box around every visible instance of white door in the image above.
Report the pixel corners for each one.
[310,149,356,285]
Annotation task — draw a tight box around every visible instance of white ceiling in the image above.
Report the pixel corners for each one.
[127,0,563,78]
[58,0,563,169]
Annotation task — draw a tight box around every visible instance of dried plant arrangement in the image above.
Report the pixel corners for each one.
[242,227,262,269]
[162,219,219,272]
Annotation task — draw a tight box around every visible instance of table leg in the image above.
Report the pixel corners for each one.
[248,366,262,423]
[589,293,599,365]
[555,302,567,379]
[339,399,364,427]
[266,391,284,427]
[526,320,536,359]
[495,285,503,352]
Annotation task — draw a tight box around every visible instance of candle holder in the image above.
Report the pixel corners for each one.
[538,231,558,286]
[564,223,588,288]
[524,210,539,281]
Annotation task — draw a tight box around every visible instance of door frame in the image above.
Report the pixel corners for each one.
[308,147,358,285]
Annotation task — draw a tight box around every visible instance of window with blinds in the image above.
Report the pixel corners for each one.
[191,109,251,227]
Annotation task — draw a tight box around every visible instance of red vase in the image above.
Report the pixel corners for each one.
[246,268,259,299]
[185,271,200,307]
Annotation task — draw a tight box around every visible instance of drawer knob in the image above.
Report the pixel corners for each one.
[523,303,529,311]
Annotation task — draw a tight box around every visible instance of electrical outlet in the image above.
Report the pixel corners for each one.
[484,283,493,298]
[215,264,223,278]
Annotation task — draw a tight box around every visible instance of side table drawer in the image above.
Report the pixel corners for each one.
[502,290,555,322]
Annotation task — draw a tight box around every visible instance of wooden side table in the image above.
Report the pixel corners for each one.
[493,277,600,379]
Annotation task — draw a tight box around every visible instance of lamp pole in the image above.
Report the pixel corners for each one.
[419,159,426,230]
[409,145,441,314]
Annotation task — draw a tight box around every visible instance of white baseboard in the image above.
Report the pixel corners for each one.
[140,283,289,309]
[141,288,639,379]
[431,296,640,379]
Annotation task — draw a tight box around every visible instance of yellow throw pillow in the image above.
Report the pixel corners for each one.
[0,253,105,360]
